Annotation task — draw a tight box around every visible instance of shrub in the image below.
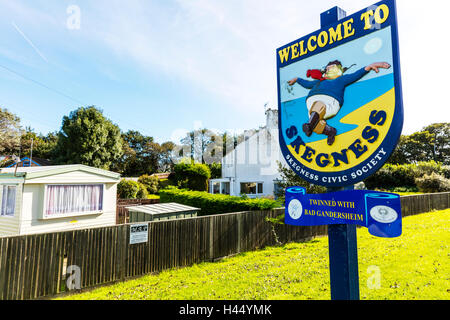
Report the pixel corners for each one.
[117,179,140,199]
[208,162,222,179]
[415,173,450,193]
[442,166,450,179]
[169,161,211,191]
[138,174,159,194]
[364,161,448,191]
[159,178,173,190]
[159,187,280,216]
[136,182,149,199]
[364,163,416,190]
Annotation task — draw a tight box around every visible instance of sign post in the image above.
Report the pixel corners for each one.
[322,7,359,301]
[277,0,404,300]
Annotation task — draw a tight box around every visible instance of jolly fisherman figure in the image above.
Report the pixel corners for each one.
[288,60,391,146]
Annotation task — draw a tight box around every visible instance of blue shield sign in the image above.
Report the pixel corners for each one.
[276,0,404,187]
[285,187,402,238]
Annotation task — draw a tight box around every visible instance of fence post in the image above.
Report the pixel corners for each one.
[209,217,214,261]
[237,213,242,253]
[119,225,127,281]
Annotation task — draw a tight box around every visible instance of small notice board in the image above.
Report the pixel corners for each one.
[130,223,149,245]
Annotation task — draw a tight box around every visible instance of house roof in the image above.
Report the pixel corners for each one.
[152,173,170,179]
[5,157,53,168]
[125,202,200,216]
[0,164,121,181]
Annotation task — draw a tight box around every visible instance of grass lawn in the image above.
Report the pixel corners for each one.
[58,209,449,300]
[395,192,424,196]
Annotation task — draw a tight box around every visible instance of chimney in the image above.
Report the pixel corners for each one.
[265,108,278,129]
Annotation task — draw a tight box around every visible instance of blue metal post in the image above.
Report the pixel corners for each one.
[321,7,360,300]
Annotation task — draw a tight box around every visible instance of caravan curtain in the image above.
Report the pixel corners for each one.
[1,185,16,216]
[45,184,103,216]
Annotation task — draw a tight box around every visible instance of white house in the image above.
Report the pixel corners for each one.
[209,108,288,198]
[0,164,121,237]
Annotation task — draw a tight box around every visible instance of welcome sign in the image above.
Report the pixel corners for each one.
[285,187,402,238]
[276,0,403,187]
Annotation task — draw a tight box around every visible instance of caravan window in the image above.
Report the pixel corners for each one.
[1,185,17,216]
[44,184,104,217]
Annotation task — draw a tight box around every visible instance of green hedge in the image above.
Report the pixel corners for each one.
[159,187,280,216]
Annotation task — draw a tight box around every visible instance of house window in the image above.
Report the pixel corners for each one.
[1,185,17,216]
[240,182,263,195]
[212,182,220,194]
[45,184,103,217]
[221,182,230,195]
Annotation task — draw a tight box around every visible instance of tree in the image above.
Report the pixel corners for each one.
[423,123,450,165]
[159,141,176,172]
[180,129,221,164]
[19,128,58,160]
[274,161,326,202]
[115,130,154,176]
[0,108,22,154]
[388,123,449,165]
[112,130,175,176]
[54,106,123,170]
[34,132,59,160]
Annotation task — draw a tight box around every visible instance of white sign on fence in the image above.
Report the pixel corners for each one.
[130,223,149,245]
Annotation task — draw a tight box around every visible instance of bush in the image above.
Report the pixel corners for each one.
[169,161,211,191]
[138,174,159,194]
[136,182,149,199]
[364,161,448,191]
[208,162,222,179]
[415,173,450,193]
[159,178,172,190]
[414,161,446,178]
[364,163,415,190]
[159,187,280,216]
[117,179,140,199]
[442,166,450,179]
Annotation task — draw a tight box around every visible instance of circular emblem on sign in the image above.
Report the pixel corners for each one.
[288,199,303,220]
[277,18,403,187]
[370,205,398,224]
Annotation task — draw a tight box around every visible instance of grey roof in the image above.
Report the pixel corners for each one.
[0,164,121,180]
[125,202,200,215]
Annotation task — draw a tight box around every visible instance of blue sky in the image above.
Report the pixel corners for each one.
[0,0,448,144]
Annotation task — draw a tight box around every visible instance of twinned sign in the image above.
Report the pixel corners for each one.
[285,187,402,238]
[276,0,403,187]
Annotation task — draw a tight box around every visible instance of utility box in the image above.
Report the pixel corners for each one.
[126,202,200,223]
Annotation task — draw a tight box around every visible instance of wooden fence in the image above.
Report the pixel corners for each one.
[0,192,448,300]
